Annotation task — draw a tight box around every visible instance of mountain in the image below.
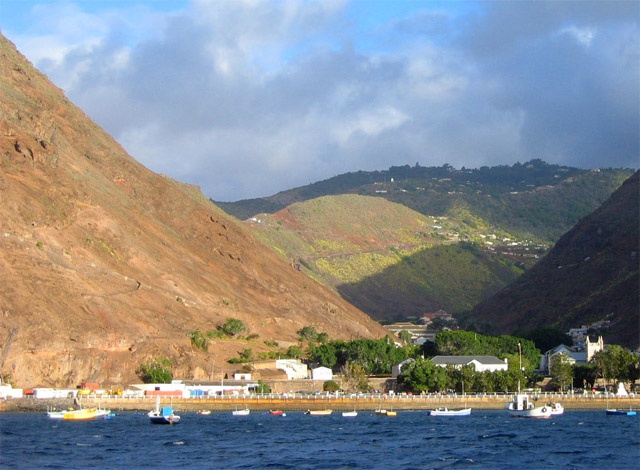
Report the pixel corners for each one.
[246,194,531,322]
[217,161,633,244]
[218,163,633,324]
[464,172,639,349]
[0,34,389,388]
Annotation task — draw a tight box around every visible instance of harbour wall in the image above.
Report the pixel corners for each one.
[2,395,638,413]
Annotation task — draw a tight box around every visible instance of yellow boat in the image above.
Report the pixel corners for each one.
[62,407,111,420]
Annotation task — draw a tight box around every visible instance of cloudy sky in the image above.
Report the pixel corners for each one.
[2,1,638,201]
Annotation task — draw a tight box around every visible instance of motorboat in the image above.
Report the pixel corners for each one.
[305,409,332,415]
[62,407,112,420]
[505,394,551,419]
[232,406,250,416]
[606,408,637,416]
[426,407,471,416]
[547,402,564,415]
[148,397,180,424]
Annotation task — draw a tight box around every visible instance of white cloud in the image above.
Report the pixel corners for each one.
[3,0,638,201]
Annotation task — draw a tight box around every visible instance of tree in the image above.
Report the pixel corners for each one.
[340,362,370,392]
[323,380,341,392]
[549,353,574,392]
[297,326,318,342]
[219,318,247,337]
[398,330,413,345]
[573,363,597,390]
[592,345,640,390]
[398,358,448,393]
[136,357,173,383]
[188,330,209,352]
[286,345,305,359]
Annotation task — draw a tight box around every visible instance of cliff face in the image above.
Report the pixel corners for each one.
[468,172,639,349]
[0,35,389,388]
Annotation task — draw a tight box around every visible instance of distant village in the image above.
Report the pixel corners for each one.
[0,312,623,402]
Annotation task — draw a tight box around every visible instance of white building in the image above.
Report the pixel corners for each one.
[431,356,508,372]
[311,366,333,381]
[540,336,604,374]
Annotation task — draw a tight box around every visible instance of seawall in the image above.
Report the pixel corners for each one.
[2,395,638,413]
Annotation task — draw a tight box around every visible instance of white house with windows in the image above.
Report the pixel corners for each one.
[431,355,508,372]
[539,336,604,374]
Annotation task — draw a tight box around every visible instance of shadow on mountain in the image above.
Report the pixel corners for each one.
[336,242,525,323]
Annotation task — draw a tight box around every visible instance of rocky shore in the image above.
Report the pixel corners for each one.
[2,395,638,413]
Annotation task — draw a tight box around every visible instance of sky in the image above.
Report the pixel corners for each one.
[1,0,638,201]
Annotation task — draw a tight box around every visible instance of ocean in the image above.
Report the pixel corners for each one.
[1,409,638,469]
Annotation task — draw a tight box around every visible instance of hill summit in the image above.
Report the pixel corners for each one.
[0,34,388,388]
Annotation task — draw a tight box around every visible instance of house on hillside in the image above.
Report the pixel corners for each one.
[540,336,604,375]
[252,359,308,380]
[311,366,333,381]
[383,321,435,345]
[431,356,508,372]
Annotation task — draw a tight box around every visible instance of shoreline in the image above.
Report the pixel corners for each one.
[2,395,638,413]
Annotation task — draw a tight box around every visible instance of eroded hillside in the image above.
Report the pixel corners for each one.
[0,35,389,388]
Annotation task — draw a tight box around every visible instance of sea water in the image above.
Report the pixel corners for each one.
[1,410,638,469]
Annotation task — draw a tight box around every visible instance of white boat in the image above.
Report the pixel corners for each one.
[505,394,551,419]
[148,397,180,424]
[305,409,332,415]
[232,406,250,416]
[426,407,471,416]
[342,410,358,417]
[547,402,564,415]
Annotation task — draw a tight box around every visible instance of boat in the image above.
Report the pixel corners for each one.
[268,410,284,416]
[606,408,637,416]
[197,410,211,415]
[62,407,112,421]
[506,343,551,419]
[47,408,67,419]
[385,410,397,417]
[305,409,332,415]
[375,409,388,415]
[148,397,180,424]
[547,402,564,415]
[505,394,551,419]
[426,407,471,416]
[342,410,358,417]
[232,406,250,416]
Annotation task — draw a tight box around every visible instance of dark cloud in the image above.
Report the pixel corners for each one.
[7,0,638,200]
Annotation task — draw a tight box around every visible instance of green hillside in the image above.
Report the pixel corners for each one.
[218,161,634,325]
[218,160,633,244]
[246,194,536,321]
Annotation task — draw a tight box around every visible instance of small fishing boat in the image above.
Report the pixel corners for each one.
[426,407,471,416]
[232,406,250,416]
[148,397,180,424]
[505,394,551,419]
[547,403,564,415]
[385,410,397,417]
[305,409,332,415]
[606,408,637,416]
[342,409,358,417]
[268,410,284,416]
[62,407,112,421]
[197,410,211,415]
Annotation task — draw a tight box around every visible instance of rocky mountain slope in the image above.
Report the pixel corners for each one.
[0,34,389,388]
[465,172,639,349]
